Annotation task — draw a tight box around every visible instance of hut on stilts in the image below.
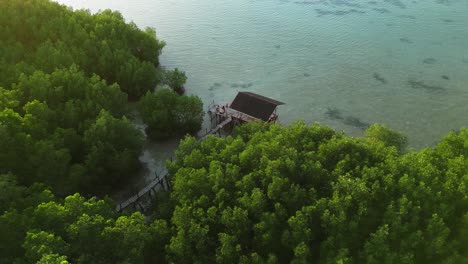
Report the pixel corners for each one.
[118,92,284,212]
[202,92,284,138]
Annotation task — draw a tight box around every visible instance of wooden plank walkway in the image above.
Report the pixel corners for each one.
[117,117,234,212]
[117,104,260,212]
[225,108,259,122]
[199,116,232,140]
[208,105,259,123]
[117,116,234,212]
[116,172,168,212]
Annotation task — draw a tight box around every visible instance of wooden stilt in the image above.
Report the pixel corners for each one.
[166,179,171,190]
[161,177,167,191]
[137,202,144,211]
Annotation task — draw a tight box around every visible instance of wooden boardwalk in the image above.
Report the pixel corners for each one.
[117,115,235,212]
[116,171,169,212]
[117,103,263,213]
[199,104,260,140]
[199,117,232,140]
[225,107,259,122]
[208,105,259,123]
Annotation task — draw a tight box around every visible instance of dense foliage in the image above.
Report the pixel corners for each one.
[0,66,142,195]
[138,89,204,140]
[1,0,466,263]
[0,174,170,263]
[0,0,202,195]
[1,122,467,263]
[164,68,188,95]
[0,0,165,99]
[164,122,467,263]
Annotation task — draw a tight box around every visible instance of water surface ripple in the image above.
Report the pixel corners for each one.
[56,0,468,148]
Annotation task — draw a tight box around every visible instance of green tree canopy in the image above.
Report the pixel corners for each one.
[83,110,144,194]
[163,122,468,263]
[164,68,188,95]
[1,124,467,263]
[1,1,466,263]
[0,175,170,263]
[0,0,178,195]
[0,67,143,194]
[138,89,203,140]
[365,123,408,153]
[0,0,166,98]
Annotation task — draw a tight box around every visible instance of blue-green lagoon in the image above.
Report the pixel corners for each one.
[56,0,468,148]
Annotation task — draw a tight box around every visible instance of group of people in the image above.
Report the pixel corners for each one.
[215,104,228,114]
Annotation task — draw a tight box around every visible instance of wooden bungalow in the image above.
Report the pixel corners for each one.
[230,92,284,122]
[203,92,284,138]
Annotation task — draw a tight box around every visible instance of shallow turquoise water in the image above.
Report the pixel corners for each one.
[56,0,468,148]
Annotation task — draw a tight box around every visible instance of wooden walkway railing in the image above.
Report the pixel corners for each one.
[116,171,169,212]
[199,117,232,140]
[117,105,246,212]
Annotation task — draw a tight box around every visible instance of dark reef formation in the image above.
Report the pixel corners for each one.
[231,82,253,89]
[344,116,370,129]
[423,58,437,64]
[373,73,387,84]
[315,8,365,16]
[399,37,413,44]
[325,107,344,120]
[208,82,223,91]
[373,8,391,14]
[325,107,370,130]
[408,80,446,93]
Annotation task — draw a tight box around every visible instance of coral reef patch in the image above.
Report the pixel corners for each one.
[373,73,387,84]
[408,80,445,92]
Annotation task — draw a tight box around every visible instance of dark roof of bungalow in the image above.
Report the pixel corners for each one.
[230,92,284,121]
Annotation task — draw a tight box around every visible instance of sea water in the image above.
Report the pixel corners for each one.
[55,0,468,149]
